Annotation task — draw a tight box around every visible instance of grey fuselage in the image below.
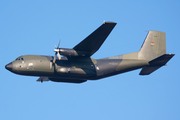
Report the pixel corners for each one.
[7,53,149,81]
[5,22,175,83]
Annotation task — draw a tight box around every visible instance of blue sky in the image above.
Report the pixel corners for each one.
[1,0,180,120]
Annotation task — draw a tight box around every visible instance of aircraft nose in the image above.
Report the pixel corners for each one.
[5,62,13,71]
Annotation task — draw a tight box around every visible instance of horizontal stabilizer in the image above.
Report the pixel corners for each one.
[139,66,162,75]
[139,54,175,75]
[149,54,175,66]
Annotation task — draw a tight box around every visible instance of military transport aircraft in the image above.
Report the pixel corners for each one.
[5,22,174,83]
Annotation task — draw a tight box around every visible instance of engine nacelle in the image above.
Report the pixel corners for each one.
[59,48,90,57]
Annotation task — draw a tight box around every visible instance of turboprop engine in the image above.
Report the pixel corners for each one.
[58,48,89,57]
[53,42,90,63]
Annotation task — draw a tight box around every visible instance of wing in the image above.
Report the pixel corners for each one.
[36,77,87,83]
[73,22,117,56]
[49,78,87,83]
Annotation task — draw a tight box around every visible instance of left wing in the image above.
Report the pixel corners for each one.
[73,22,117,56]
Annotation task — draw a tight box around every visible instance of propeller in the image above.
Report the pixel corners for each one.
[53,41,61,63]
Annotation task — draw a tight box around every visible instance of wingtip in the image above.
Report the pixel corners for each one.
[103,21,117,24]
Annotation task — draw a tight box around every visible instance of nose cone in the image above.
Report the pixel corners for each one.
[5,62,13,71]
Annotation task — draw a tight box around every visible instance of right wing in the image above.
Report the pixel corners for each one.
[37,77,87,83]
[73,22,117,56]
[49,78,87,83]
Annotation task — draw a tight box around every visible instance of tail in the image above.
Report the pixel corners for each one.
[138,31,166,61]
[138,31,175,75]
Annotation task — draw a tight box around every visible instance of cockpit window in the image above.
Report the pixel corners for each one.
[15,57,24,61]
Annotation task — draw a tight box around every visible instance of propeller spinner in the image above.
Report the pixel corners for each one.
[53,41,61,63]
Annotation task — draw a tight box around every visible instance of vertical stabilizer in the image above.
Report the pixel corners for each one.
[138,31,166,61]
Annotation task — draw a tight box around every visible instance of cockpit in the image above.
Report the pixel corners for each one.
[15,57,24,61]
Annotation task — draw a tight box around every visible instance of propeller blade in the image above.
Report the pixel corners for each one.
[53,53,57,63]
[53,40,62,63]
[57,40,61,48]
[57,52,61,60]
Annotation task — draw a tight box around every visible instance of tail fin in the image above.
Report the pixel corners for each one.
[138,31,166,61]
[138,31,175,75]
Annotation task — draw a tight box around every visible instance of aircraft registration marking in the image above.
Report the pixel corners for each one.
[109,62,118,65]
